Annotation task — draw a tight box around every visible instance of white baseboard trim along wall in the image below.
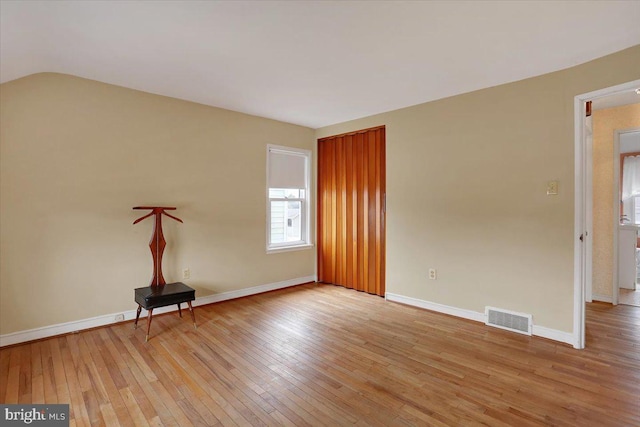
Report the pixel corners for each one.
[385,292,575,346]
[0,276,315,347]
[591,293,613,303]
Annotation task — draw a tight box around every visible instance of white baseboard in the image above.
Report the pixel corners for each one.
[0,276,314,347]
[592,293,613,303]
[192,276,315,307]
[385,293,485,322]
[532,325,575,345]
[385,292,574,346]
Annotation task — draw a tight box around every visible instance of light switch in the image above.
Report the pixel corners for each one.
[547,180,559,195]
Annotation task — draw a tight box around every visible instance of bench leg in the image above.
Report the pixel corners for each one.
[177,303,182,317]
[134,305,142,329]
[187,301,196,329]
[146,308,154,342]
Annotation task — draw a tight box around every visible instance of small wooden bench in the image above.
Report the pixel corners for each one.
[134,282,196,341]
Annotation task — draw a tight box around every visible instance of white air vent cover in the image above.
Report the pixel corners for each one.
[485,307,532,335]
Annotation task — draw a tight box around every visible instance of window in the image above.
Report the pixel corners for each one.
[621,152,640,224]
[267,145,311,252]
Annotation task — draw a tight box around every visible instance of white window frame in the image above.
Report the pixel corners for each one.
[266,144,312,253]
[622,194,640,225]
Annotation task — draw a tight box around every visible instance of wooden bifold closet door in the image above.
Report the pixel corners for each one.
[318,126,386,296]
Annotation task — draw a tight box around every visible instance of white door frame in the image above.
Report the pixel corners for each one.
[574,79,640,349]
[584,114,593,304]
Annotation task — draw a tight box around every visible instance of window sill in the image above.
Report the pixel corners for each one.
[267,243,314,254]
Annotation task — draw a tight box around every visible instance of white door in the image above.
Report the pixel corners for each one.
[617,227,637,290]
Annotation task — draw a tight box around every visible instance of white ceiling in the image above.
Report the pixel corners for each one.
[1,1,639,128]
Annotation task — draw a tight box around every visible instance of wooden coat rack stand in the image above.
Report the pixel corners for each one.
[132,206,196,341]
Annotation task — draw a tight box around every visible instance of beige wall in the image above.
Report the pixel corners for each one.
[0,73,315,335]
[2,47,639,338]
[316,45,640,333]
[592,104,640,299]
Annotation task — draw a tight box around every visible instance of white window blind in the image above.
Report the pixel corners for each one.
[268,149,307,189]
[622,155,640,201]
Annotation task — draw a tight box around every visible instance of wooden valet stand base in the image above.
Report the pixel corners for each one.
[134,282,196,341]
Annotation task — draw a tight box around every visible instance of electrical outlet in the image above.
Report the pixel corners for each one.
[183,268,191,280]
[114,314,125,322]
[428,268,437,280]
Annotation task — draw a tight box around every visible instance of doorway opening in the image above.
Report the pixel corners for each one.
[575,79,640,349]
[615,128,640,306]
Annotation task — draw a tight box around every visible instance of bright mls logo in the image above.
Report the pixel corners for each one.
[1,405,69,426]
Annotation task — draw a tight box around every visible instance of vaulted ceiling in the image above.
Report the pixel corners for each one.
[1,1,639,128]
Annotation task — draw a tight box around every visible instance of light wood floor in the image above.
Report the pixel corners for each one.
[1,283,639,426]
